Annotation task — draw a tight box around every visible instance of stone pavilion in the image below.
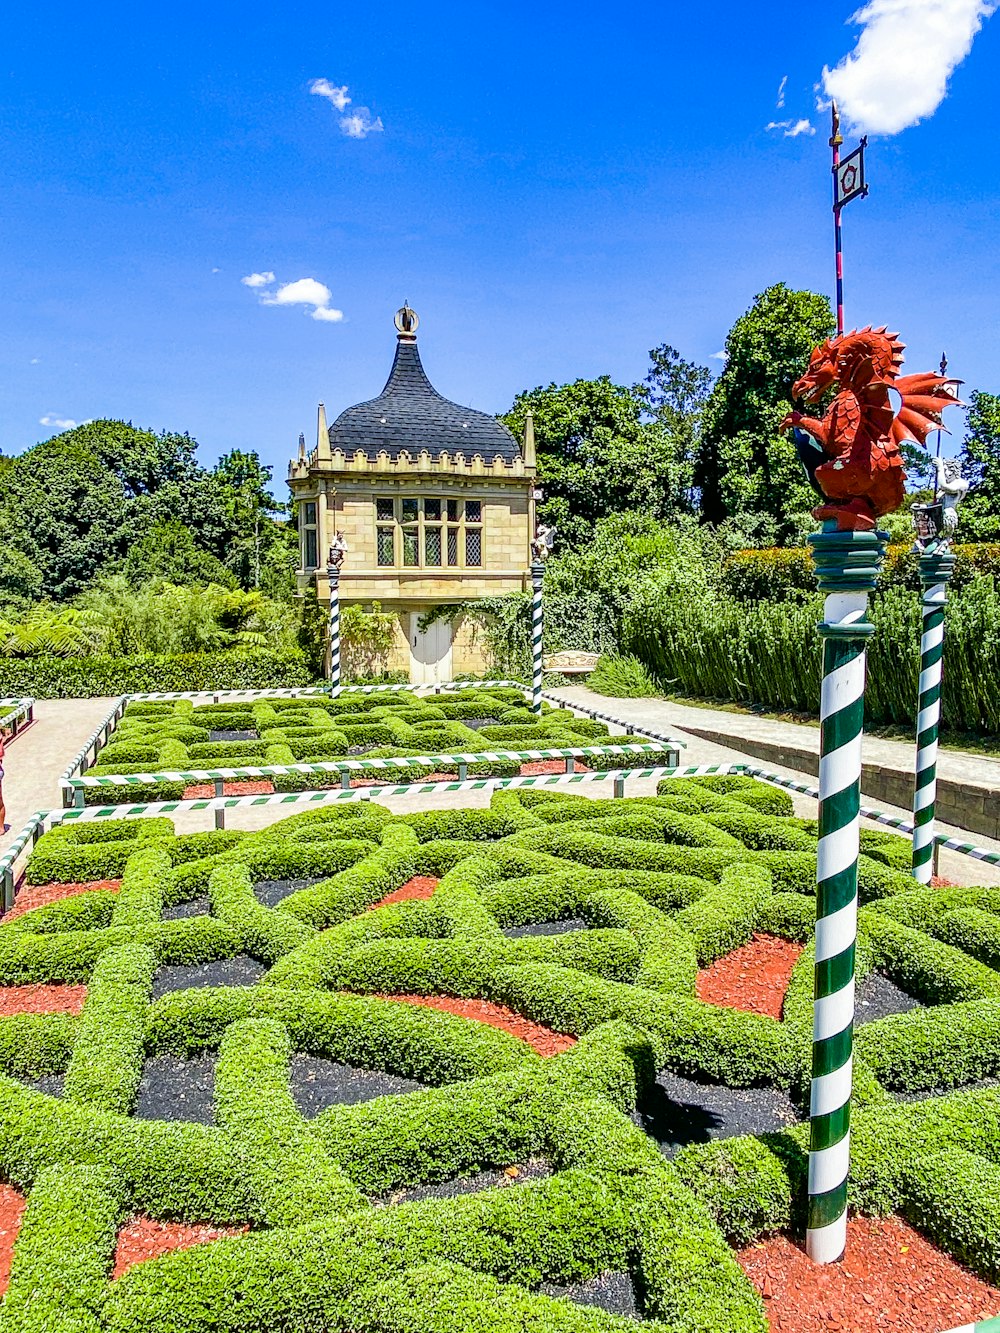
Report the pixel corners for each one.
[287,306,537,683]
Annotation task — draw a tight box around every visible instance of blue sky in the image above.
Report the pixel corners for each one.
[2,0,995,486]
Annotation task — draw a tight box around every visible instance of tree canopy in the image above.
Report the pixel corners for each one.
[0,420,285,599]
[694,283,835,533]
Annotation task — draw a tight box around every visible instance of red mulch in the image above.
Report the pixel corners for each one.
[374,994,577,1058]
[931,876,958,888]
[370,876,439,909]
[6,879,121,922]
[112,1217,248,1280]
[737,1216,1000,1332]
[519,760,591,776]
[696,934,804,1022]
[0,984,87,1017]
[0,1184,26,1296]
[349,772,456,788]
[182,780,275,798]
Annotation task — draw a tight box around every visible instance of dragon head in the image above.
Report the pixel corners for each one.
[792,328,907,402]
[792,340,839,403]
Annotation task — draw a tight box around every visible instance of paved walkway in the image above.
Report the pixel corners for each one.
[1,698,117,855]
[547,685,1000,888]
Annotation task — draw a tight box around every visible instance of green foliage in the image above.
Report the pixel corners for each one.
[0,420,288,601]
[341,601,397,677]
[958,390,1000,542]
[121,521,238,589]
[500,362,707,543]
[4,781,1000,1326]
[0,546,42,613]
[0,650,312,700]
[588,654,660,698]
[694,283,835,532]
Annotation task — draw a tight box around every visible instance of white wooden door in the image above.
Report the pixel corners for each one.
[409,614,453,685]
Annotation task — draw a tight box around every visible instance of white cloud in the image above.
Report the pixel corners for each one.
[40,413,78,429]
[211,267,220,273]
[766,118,816,137]
[823,0,997,136]
[339,107,384,139]
[241,271,275,288]
[309,78,351,111]
[310,77,383,137]
[248,275,344,324]
[776,75,788,108]
[29,357,40,365]
[710,350,727,361]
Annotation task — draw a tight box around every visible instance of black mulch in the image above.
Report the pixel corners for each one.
[381,1159,551,1206]
[133,1054,217,1125]
[540,1272,640,1320]
[209,729,258,742]
[856,971,923,1025]
[896,1076,1000,1104]
[348,746,374,756]
[19,1072,66,1098]
[151,955,266,1000]
[634,1071,798,1157]
[461,718,502,731]
[503,918,590,939]
[290,1054,426,1116]
[253,877,326,908]
[161,895,211,921]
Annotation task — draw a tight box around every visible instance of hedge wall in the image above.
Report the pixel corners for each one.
[1,779,998,1331]
[0,651,313,700]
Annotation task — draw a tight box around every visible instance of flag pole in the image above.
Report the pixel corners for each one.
[831,102,845,336]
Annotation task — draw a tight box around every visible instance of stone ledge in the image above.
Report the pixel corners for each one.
[679,724,1000,843]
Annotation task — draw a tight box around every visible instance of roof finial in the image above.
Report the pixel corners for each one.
[394,303,419,340]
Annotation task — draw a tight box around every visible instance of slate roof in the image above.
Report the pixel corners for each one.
[327,335,521,463]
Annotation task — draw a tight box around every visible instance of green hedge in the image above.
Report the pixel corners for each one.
[3,779,1000,1330]
[0,651,313,700]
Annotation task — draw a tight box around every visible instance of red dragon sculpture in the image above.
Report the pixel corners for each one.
[781,327,961,531]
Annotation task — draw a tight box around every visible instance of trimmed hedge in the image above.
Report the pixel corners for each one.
[2,778,1000,1330]
[0,651,312,700]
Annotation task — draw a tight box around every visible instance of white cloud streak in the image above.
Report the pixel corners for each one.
[766,118,816,137]
[339,108,384,138]
[823,0,997,135]
[40,414,78,429]
[776,75,788,108]
[244,273,343,323]
[309,78,351,111]
[310,77,383,138]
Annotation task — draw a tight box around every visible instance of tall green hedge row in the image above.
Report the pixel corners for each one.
[0,651,312,700]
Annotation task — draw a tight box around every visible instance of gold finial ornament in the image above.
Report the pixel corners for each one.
[394,304,419,338]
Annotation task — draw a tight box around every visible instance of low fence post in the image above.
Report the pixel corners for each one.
[214,779,225,830]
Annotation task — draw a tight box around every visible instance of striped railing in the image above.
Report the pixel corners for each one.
[0,809,48,914]
[61,742,685,806]
[53,762,747,825]
[0,697,34,739]
[58,698,129,786]
[124,680,525,703]
[539,689,688,752]
[745,767,1000,869]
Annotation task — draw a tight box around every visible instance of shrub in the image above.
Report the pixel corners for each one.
[0,650,313,699]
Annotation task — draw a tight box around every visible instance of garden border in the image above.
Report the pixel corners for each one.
[0,696,34,739]
[61,742,685,805]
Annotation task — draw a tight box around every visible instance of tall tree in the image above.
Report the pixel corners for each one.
[501,376,693,543]
[694,283,835,531]
[957,390,1000,541]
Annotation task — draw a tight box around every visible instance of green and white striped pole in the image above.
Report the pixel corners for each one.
[328,565,342,689]
[530,561,544,714]
[911,547,954,884]
[806,526,884,1264]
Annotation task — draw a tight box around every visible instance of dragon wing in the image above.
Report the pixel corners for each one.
[890,374,963,448]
